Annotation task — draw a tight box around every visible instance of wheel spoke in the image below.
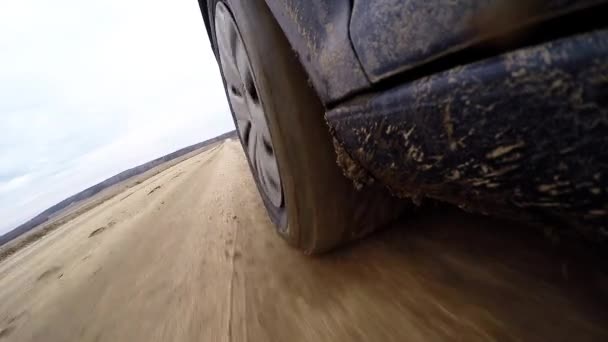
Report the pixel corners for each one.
[248,92,267,133]
[227,87,249,121]
[215,11,239,85]
[247,125,258,164]
[235,119,251,145]
[234,34,250,91]
[256,133,281,198]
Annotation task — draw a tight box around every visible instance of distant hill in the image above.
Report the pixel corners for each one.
[0,131,237,246]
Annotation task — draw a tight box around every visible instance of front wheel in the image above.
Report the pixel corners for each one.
[213,0,403,253]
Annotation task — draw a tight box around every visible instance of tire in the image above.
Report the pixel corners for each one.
[212,0,403,253]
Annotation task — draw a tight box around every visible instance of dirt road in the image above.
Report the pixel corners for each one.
[0,139,606,342]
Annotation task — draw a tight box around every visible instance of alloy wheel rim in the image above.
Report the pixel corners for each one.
[215,2,284,208]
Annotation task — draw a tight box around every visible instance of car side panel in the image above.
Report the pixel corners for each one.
[327,29,608,246]
[350,0,607,82]
[197,0,215,50]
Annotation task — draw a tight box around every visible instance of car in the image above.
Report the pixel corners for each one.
[197,0,608,253]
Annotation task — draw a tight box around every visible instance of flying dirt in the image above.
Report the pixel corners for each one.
[0,139,606,342]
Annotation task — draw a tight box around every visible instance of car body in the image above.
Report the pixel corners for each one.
[199,0,608,250]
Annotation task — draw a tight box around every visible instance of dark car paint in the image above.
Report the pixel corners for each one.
[327,29,608,245]
[350,0,607,82]
[201,0,608,105]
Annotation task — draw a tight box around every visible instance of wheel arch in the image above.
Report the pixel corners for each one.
[197,0,370,105]
[196,0,215,56]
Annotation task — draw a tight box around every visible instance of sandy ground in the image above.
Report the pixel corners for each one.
[0,143,216,264]
[0,139,606,342]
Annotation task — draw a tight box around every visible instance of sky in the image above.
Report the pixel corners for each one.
[0,0,234,234]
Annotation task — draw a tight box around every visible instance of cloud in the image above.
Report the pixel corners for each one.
[0,0,234,234]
